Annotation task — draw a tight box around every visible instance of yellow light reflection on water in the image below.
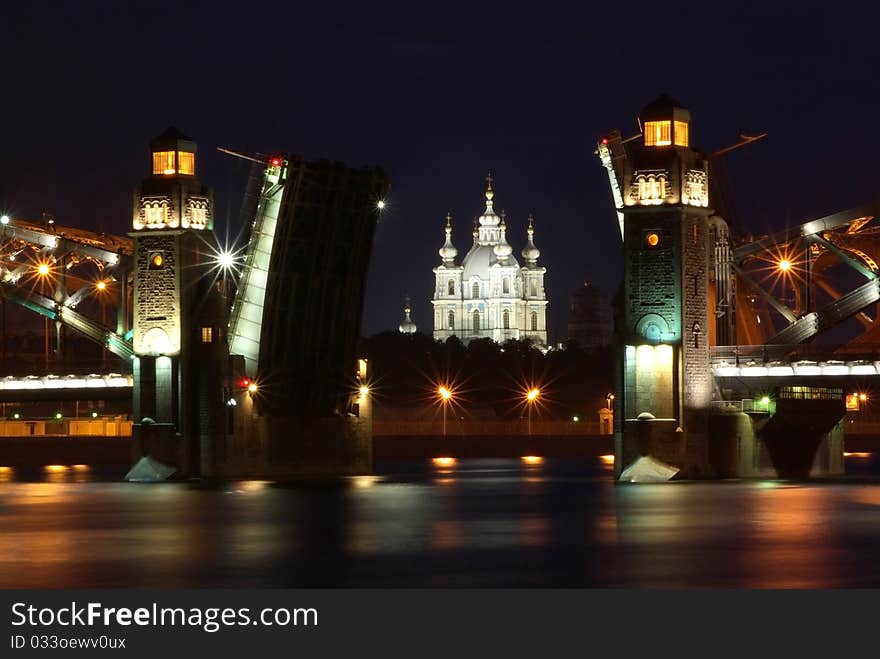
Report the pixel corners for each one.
[351,475,379,489]
[44,465,69,473]
[599,454,615,465]
[520,456,544,465]
[432,457,457,468]
[844,452,872,458]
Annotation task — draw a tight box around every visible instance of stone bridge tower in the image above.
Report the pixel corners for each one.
[130,128,229,478]
[611,95,713,478]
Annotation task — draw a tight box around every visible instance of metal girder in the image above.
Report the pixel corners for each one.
[733,265,797,323]
[0,281,133,359]
[807,233,877,280]
[1,222,131,269]
[768,278,880,345]
[734,203,878,263]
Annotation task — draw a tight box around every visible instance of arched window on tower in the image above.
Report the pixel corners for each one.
[502,278,510,295]
[447,280,455,295]
[530,311,538,332]
[530,280,537,297]
[503,309,510,330]
[473,310,481,332]
[448,310,455,330]
[472,282,480,299]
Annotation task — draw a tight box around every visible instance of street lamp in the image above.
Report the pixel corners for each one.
[376,200,386,211]
[606,393,615,410]
[35,262,53,369]
[525,387,540,436]
[437,385,453,436]
[778,259,792,272]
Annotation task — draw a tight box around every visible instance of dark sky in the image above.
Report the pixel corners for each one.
[1,1,878,339]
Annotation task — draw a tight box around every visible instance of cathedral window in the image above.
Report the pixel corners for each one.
[644,121,671,147]
[472,282,480,299]
[448,310,455,330]
[503,309,510,329]
[473,310,480,332]
[502,278,510,294]
[530,311,538,332]
[447,280,455,295]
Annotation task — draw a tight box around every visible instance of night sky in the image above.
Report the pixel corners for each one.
[1,2,878,339]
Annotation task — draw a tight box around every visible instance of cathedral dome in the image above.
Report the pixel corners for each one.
[438,212,458,263]
[521,214,540,264]
[398,298,417,334]
[478,174,501,227]
[462,244,500,281]
[493,215,513,260]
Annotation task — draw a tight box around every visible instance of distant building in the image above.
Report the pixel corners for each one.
[567,282,611,349]
[431,175,548,346]
[398,297,417,334]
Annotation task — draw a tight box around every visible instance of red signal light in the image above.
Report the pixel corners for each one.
[239,378,250,388]
[601,137,608,145]
[270,157,281,167]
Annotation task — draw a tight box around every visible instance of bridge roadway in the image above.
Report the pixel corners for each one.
[711,345,880,379]
[0,372,132,403]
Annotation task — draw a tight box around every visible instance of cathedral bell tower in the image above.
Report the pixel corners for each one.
[130,128,228,478]
[612,95,712,479]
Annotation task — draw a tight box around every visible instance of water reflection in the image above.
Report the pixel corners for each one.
[1,459,880,587]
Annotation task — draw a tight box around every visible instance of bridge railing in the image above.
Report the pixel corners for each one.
[712,344,880,365]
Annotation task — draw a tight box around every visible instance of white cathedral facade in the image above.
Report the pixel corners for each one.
[432,176,548,346]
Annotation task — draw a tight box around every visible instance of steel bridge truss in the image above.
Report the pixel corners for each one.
[0,220,134,359]
[730,201,880,356]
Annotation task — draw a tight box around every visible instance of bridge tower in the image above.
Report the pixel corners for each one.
[613,95,713,478]
[129,128,229,477]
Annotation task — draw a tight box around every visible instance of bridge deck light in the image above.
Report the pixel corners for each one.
[376,200,386,210]
[247,382,258,394]
[778,259,792,272]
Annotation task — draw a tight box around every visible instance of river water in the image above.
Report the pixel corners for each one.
[1,456,879,588]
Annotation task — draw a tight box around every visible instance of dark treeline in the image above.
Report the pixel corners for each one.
[357,332,614,421]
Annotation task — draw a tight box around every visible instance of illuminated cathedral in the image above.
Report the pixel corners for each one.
[432,176,548,346]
